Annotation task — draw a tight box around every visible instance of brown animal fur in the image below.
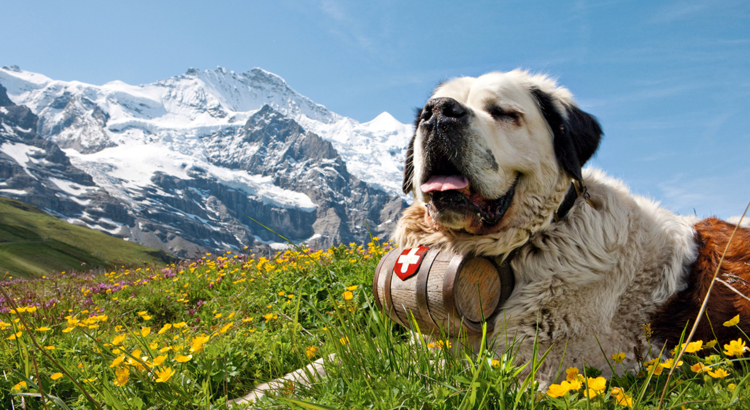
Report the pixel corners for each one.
[651,217,750,349]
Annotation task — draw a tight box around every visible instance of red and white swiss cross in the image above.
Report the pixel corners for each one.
[393,246,430,281]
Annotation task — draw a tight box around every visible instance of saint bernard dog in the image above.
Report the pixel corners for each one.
[394,69,750,381]
[232,71,750,404]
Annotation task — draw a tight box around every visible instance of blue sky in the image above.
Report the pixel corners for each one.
[3,0,749,218]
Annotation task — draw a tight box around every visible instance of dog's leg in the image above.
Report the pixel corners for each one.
[229,354,334,406]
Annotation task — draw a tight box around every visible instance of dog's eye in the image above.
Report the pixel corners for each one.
[488,107,520,123]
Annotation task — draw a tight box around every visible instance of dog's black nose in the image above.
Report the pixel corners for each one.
[421,97,468,126]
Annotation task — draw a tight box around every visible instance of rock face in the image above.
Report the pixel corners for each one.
[0,84,135,237]
[204,105,403,246]
[0,66,410,256]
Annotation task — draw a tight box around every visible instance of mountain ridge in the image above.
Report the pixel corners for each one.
[0,65,410,256]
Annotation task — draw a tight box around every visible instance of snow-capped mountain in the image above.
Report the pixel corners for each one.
[0,65,411,256]
[0,65,411,195]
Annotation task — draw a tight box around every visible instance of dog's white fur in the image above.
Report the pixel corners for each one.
[396,70,700,381]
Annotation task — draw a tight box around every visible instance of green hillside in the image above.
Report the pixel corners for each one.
[0,197,174,278]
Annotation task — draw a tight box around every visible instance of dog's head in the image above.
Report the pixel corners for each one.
[399,70,602,253]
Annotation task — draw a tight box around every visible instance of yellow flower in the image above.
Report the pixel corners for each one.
[114,367,130,387]
[51,372,63,380]
[142,315,152,320]
[565,367,580,381]
[547,383,569,398]
[611,352,626,363]
[724,339,747,357]
[158,324,172,334]
[278,291,285,296]
[190,335,210,353]
[648,363,664,375]
[214,313,222,319]
[547,380,581,398]
[708,368,730,378]
[44,345,55,350]
[343,291,354,301]
[340,336,349,345]
[585,376,607,398]
[661,358,683,368]
[264,313,274,322]
[140,327,151,337]
[220,322,234,333]
[154,367,175,383]
[306,346,319,359]
[137,311,148,316]
[127,349,145,370]
[691,363,708,373]
[12,381,27,390]
[242,318,253,322]
[724,315,740,327]
[152,355,167,367]
[491,359,500,368]
[110,355,126,368]
[705,340,718,349]
[227,311,235,319]
[112,334,126,345]
[430,339,452,349]
[682,340,703,354]
[35,326,51,332]
[346,285,359,291]
[173,322,187,328]
[174,354,192,363]
[611,387,634,407]
[567,379,582,391]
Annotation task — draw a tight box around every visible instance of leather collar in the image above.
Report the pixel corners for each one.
[554,181,586,222]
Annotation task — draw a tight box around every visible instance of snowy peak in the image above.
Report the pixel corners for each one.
[154,66,339,125]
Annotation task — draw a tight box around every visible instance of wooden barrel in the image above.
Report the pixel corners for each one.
[372,246,514,336]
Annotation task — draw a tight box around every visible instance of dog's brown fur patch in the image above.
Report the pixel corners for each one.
[651,218,750,348]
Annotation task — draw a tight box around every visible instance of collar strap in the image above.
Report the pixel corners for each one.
[554,180,587,222]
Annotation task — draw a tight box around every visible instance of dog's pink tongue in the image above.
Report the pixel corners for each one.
[421,175,469,193]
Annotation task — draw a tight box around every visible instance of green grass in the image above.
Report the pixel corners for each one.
[0,197,174,278]
[1,240,748,409]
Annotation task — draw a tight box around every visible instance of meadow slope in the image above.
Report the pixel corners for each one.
[0,197,174,278]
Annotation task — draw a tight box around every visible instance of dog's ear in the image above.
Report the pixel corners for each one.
[402,108,422,194]
[530,88,602,182]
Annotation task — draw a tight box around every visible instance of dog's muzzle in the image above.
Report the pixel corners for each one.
[420,97,469,137]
